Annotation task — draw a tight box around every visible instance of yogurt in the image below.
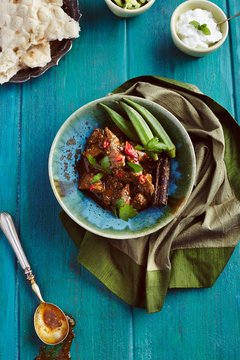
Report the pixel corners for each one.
[176,9,223,49]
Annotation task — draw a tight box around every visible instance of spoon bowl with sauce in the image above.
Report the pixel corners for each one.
[0,212,69,346]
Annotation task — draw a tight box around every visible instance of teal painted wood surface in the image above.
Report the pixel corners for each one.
[0,0,239,359]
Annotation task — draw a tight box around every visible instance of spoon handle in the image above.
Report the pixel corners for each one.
[219,11,240,25]
[0,212,44,302]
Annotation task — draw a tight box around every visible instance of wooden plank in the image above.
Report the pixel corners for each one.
[228,0,240,122]
[0,84,21,359]
[126,0,240,359]
[17,1,133,358]
[0,0,239,358]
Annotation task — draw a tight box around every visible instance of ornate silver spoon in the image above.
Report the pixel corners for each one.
[0,212,69,345]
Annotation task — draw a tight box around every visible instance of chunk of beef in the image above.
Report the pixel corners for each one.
[111,184,131,209]
[114,169,139,184]
[104,127,121,148]
[99,175,124,207]
[137,173,155,200]
[131,193,149,211]
[83,128,104,158]
[104,127,125,169]
[78,172,94,190]
[136,150,148,162]
[78,172,105,192]
[101,178,130,209]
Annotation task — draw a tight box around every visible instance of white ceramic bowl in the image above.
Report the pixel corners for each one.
[104,0,156,18]
[170,0,229,57]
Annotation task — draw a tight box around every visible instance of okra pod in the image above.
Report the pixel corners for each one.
[120,101,154,147]
[99,103,139,142]
[123,98,176,158]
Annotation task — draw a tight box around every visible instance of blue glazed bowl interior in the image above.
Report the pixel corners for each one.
[49,95,196,239]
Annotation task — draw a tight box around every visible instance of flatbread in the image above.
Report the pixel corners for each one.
[0,0,80,84]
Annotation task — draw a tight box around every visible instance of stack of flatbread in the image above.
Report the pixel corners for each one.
[0,0,80,84]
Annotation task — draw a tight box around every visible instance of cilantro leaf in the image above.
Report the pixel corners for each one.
[115,198,125,208]
[115,198,138,221]
[127,162,143,173]
[87,155,97,166]
[118,204,138,221]
[91,173,103,183]
[146,137,168,152]
[146,137,160,150]
[135,145,145,151]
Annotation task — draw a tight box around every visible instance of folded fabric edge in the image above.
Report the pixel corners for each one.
[169,247,235,288]
[111,75,202,94]
[60,210,236,313]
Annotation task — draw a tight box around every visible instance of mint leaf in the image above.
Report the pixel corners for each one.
[199,24,211,35]
[127,162,143,173]
[91,173,103,183]
[87,155,97,166]
[118,204,138,221]
[189,21,211,35]
[189,20,200,29]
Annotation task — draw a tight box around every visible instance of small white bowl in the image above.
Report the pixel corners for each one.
[104,0,156,18]
[170,0,229,57]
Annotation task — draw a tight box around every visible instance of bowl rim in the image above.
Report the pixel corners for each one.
[170,0,229,54]
[104,0,155,13]
[48,95,196,239]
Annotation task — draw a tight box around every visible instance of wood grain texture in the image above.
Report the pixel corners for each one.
[0,0,239,359]
[228,0,240,121]
[0,84,21,359]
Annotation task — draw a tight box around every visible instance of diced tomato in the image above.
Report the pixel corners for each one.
[116,155,123,162]
[103,139,110,149]
[116,170,124,178]
[124,142,138,161]
[138,175,146,184]
[89,184,96,191]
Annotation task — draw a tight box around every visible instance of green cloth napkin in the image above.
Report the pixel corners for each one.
[61,76,240,313]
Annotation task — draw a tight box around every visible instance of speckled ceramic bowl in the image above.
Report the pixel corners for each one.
[49,95,196,239]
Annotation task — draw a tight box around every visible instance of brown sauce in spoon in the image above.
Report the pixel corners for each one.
[43,307,63,330]
[35,316,75,360]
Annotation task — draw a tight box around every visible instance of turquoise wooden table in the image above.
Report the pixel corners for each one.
[0,1,240,359]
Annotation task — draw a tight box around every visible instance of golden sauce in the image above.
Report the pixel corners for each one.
[34,303,69,345]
